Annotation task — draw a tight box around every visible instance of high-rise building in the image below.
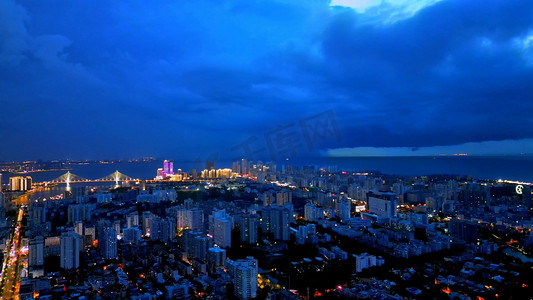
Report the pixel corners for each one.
[163,160,174,176]
[101,228,118,260]
[126,212,139,228]
[355,253,379,273]
[207,247,226,273]
[84,227,96,246]
[142,211,153,236]
[240,214,259,244]
[523,185,532,210]
[232,161,241,174]
[459,183,488,207]
[29,236,44,267]
[60,231,81,270]
[212,212,232,248]
[0,173,3,192]
[226,257,258,300]
[123,227,142,244]
[177,208,204,232]
[241,159,247,176]
[9,176,32,191]
[449,218,478,243]
[184,231,205,261]
[150,217,175,242]
[296,225,308,245]
[304,202,319,221]
[276,191,292,206]
[337,198,351,221]
[0,193,5,225]
[263,191,275,207]
[367,192,397,219]
[262,206,291,241]
[193,235,209,261]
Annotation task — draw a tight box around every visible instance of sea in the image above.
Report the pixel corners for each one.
[1,156,533,185]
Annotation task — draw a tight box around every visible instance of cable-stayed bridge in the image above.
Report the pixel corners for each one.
[43,171,138,187]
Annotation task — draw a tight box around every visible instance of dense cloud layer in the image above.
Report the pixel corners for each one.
[0,0,532,160]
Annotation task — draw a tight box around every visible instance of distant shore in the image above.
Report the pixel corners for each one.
[11,168,72,174]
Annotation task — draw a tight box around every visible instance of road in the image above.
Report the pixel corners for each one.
[0,206,26,300]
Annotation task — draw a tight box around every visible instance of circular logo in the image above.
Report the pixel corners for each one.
[516,185,524,195]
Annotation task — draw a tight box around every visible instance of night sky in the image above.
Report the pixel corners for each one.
[1,0,533,161]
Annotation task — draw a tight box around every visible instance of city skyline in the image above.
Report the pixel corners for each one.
[1,0,533,161]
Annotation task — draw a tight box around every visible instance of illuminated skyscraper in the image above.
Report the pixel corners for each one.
[9,176,32,191]
[163,160,174,176]
[0,173,3,192]
[241,159,247,175]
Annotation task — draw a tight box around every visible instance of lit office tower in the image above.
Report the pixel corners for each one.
[0,173,3,191]
[226,257,258,300]
[240,214,259,244]
[9,176,32,191]
[163,160,174,176]
[241,159,247,176]
[60,231,82,270]
[29,236,44,267]
[101,228,118,260]
[367,192,397,219]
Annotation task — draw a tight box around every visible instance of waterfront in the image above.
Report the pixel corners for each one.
[2,156,533,186]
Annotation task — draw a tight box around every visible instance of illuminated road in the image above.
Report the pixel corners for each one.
[0,206,26,300]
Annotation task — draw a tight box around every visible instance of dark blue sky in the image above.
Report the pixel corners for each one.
[1,0,532,161]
